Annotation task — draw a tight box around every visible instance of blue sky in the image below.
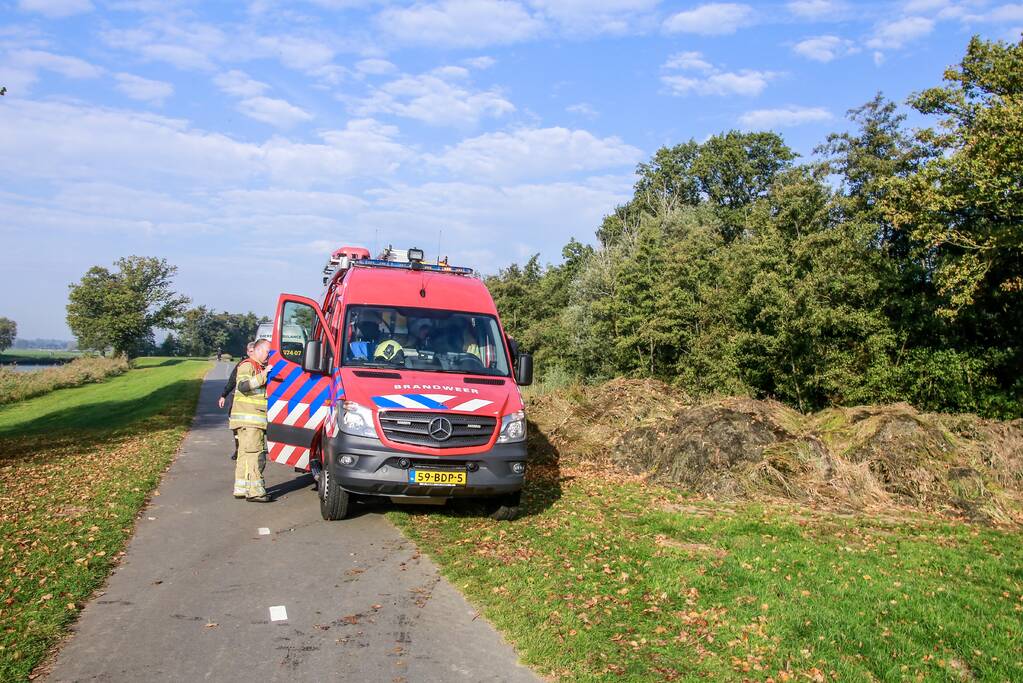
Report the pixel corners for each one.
[1,0,1020,339]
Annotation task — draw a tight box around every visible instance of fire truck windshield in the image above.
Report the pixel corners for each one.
[341,305,511,377]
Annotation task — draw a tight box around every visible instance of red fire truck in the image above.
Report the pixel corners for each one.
[265,246,533,521]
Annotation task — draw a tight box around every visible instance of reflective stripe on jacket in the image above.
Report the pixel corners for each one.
[229,359,269,431]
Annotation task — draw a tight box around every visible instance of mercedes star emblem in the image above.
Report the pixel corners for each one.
[428,417,453,441]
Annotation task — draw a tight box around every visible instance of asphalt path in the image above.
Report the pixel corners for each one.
[47,361,541,683]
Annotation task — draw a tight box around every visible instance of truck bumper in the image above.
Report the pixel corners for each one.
[325,432,526,499]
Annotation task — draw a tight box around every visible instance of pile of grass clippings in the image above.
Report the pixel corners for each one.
[527,380,1023,526]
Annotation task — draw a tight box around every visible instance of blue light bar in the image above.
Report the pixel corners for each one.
[353,259,474,275]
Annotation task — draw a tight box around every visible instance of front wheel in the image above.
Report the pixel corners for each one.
[486,491,521,521]
[319,467,350,521]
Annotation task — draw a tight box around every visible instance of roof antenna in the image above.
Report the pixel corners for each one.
[436,230,442,264]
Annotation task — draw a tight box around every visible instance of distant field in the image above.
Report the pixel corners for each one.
[0,357,210,681]
[0,349,81,365]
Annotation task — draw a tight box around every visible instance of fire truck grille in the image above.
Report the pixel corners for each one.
[378,411,497,448]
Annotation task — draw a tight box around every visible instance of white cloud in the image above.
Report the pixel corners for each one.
[663,51,714,72]
[359,176,632,273]
[252,34,336,71]
[566,102,598,117]
[115,72,174,105]
[528,0,659,35]
[428,127,642,182]
[960,4,1023,23]
[792,35,857,61]
[217,189,368,218]
[739,106,832,128]
[902,0,950,12]
[352,66,515,127]
[376,0,544,48]
[660,51,775,97]
[102,22,226,71]
[866,16,934,49]
[211,69,312,128]
[9,49,103,78]
[237,96,313,128]
[214,70,268,98]
[663,3,754,35]
[18,0,93,18]
[356,58,397,75]
[464,55,496,69]
[0,100,410,189]
[785,0,845,19]
[663,71,774,96]
[0,49,103,91]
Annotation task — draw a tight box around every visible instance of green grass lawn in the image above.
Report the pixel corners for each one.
[390,470,1023,682]
[0,357,210,681]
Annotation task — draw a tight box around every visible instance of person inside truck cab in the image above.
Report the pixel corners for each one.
[347,311,386,360]
[453,317,485,362]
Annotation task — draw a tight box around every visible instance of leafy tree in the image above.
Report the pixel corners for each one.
[884,36,1023,316]
[66,256,189,357]
[484,37,1020,418]
[0,317,16,352]
[179,307,266,357]
[693,130,796,242]
[160,333,182,356]
[883,36,1023,409]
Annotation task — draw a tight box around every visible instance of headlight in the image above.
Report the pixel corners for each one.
[497,410,526,443]
[338,401,377,438]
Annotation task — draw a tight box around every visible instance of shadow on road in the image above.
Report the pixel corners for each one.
[381,419,565,522]
[266,471,317,500]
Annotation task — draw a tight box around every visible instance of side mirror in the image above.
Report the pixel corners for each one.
[507,337,520,360]
[302,340,328,374]
[515,353,533,386]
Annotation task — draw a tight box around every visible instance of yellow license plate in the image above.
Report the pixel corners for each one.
[410,469,466,486]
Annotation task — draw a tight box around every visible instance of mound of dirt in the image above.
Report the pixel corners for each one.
[528,381,1023,525]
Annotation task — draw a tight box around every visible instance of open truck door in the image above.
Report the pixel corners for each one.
[266,293,338,471]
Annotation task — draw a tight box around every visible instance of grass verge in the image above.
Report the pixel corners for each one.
[0,356,130,406]
[389,468,1023,682]
[0,357,210,681]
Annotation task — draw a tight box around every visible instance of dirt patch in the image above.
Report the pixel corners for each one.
[527,380,1023,526]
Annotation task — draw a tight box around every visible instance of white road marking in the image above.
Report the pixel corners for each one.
[269,605,288,621]
[258,528,270,536]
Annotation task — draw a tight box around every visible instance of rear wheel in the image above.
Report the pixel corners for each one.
[319,467,350,520]
[486,491,521,521]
